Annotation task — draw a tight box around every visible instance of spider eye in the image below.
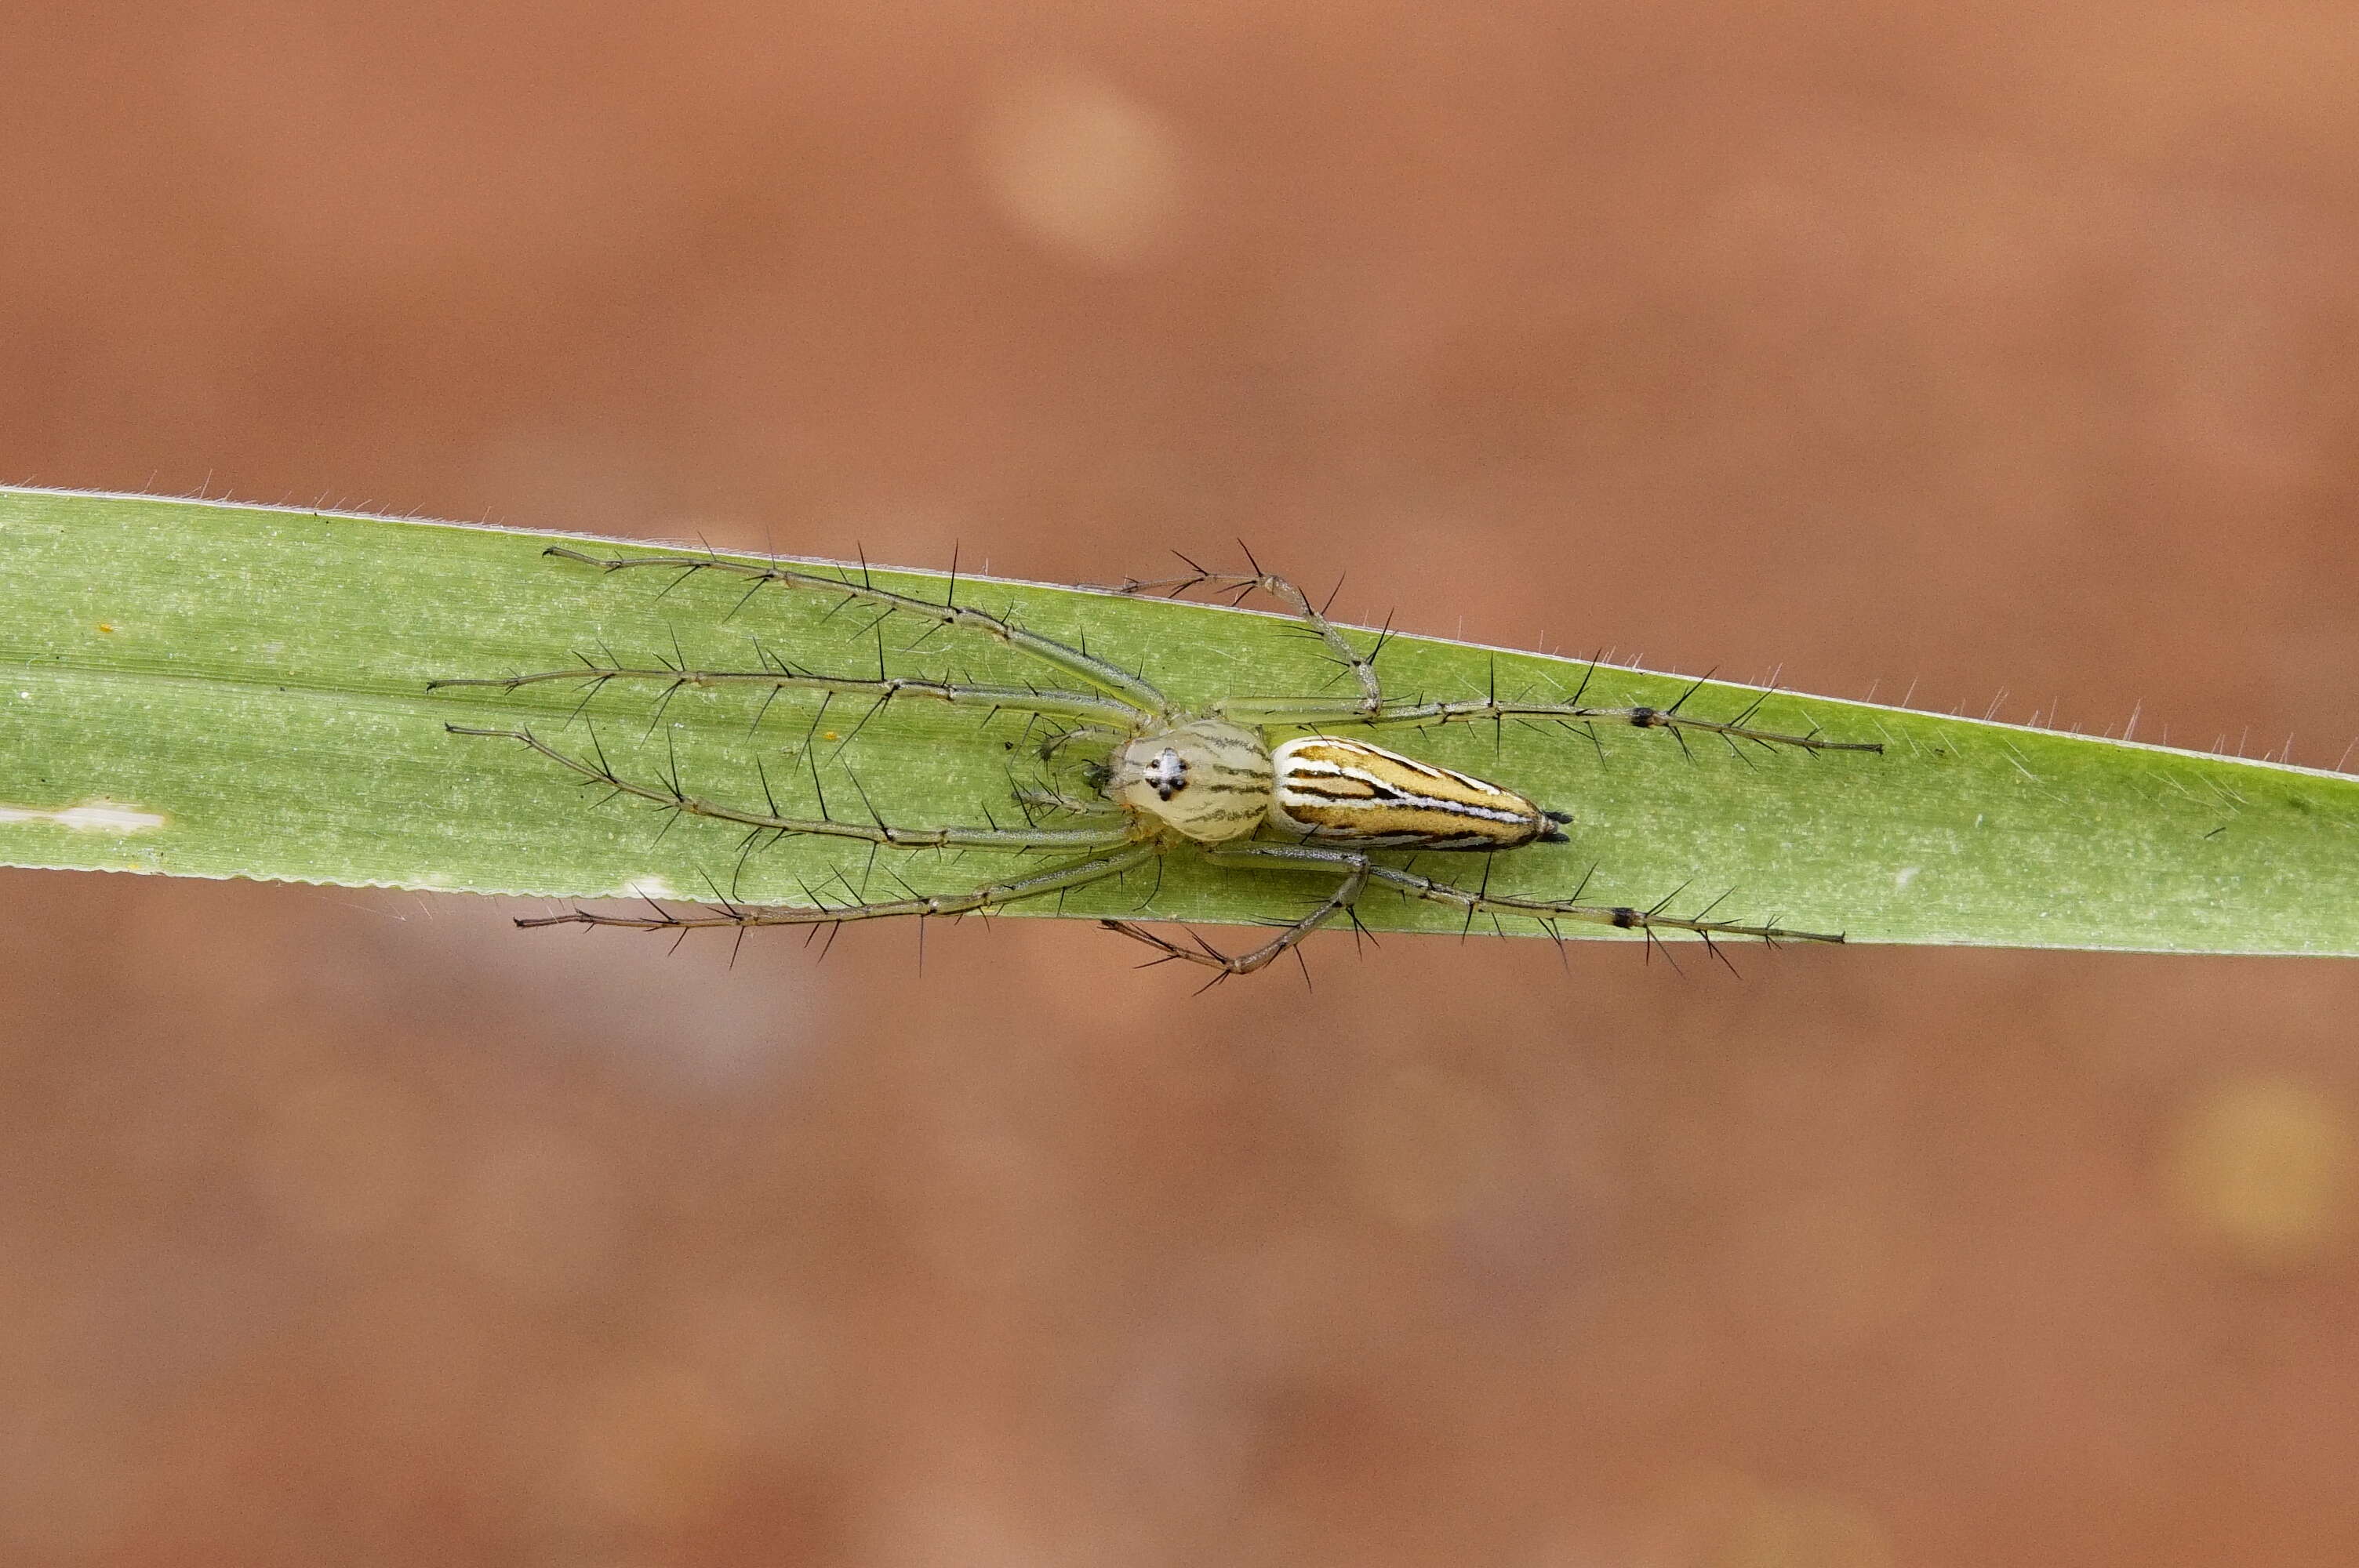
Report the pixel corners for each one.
[1146,747,1188,800]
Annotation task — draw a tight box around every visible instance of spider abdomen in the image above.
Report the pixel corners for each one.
[1268,737,1565,849]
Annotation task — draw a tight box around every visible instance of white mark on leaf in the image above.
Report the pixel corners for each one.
[623,878,683,902]
[0,799,170,833]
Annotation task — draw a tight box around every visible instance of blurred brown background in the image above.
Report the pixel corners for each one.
[5,4,2359,1564]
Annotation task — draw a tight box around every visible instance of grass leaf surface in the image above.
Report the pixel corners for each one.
[3,486,2354,953]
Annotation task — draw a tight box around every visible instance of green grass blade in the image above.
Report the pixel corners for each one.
[2,485,2354,953]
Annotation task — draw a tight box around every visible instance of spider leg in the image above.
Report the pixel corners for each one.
[1037,722,1129,763]
[446,724,1136,852]
[538,546,1172,719]
[1009,785,1125,818]
[1216,670,1882,755]
[1104,547,1387,716]
[1100,862,1369,978]
[522,844,1160,931]
[1201,841,1847,946]
[429,665,1145,729]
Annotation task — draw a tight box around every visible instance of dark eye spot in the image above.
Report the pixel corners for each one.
[1146,748,1188,800]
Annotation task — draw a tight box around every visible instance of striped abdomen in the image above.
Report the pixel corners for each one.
[1268,737,1568,850]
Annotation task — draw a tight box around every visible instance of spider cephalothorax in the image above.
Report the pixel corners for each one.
[435,550,1879,977]
[1106,720,1270,838]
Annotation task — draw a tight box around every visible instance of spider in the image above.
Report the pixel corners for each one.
[433,546,1881,978]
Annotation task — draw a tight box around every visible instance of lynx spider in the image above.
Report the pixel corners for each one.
[434,546,1881,979]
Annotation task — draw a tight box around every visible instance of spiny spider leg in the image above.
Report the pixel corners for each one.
[1100,862,1371,979]
[542,546,1172,719]
[428,665,1142,728]
[1035,722,1129,762]
[521,844,1161,931]
[1107,545,1387,716]
[1199,841,1845,945]
[446,725,1138,851]
[1011,786,1125,818]
[1217,673,1884,755]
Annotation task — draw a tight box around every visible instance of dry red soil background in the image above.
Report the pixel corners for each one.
[4,5,2357,1565]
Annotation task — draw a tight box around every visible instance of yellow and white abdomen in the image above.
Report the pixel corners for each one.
[1267,737,1565,850]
